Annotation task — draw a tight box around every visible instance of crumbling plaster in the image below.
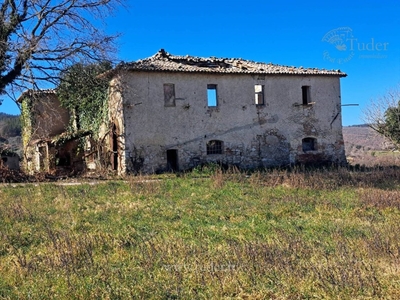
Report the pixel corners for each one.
[30,93,70,141]
[110,70,345,174]
[20,92,70,174]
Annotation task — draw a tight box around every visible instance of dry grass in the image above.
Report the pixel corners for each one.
[1,167,400,299]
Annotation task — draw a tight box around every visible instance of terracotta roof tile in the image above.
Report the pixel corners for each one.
[115,49,346,77]
[17,89,56,103]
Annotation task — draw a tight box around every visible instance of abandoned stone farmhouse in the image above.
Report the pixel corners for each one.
[20,49,347,174]
[108,49,347,174]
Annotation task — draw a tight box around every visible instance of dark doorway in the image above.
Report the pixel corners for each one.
[112,124,118,171]
[167,149,178,172]
[38,145,47,170]
[56,150,70,166]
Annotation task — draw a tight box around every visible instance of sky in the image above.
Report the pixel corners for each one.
[1,0,399,126]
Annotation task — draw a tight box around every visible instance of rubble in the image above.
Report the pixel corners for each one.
[0,165,33,183]
[0,165,66,183]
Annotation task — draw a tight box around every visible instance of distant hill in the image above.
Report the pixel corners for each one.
[343,125,399,166]
[343,125,393,151]
[0,112,21,137]
[0,112,22,156]
[0,112,19,119]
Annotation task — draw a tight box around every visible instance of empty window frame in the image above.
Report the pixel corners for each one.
[302,86,311,105]
[255,84,264,105]
[164,83,176,107]
[207,140,223,155]
[302,137,316,152]
[207,84,218,107]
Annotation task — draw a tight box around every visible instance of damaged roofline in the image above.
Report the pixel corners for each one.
[100,49,347,78]
[118,68,347,77]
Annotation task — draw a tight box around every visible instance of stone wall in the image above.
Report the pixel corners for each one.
[112,71,346,173]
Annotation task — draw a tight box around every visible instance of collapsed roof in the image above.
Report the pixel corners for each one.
[112,49,346,77]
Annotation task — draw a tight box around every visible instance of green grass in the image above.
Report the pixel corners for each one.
[1,168,400,299]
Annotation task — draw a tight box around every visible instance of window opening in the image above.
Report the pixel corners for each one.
[302,137,316,152]
[207,84,218,107]
[302,86,311,105]
[207,140,223,155]
[255,84,264,105]
[164,83,176,107]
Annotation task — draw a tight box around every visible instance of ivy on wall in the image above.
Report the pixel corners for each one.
[56,62,112,139]
[20,96,33,150]
[19,62,113,172]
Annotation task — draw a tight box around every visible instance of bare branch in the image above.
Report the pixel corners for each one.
[0,0,125,103]
[362,83,400,148]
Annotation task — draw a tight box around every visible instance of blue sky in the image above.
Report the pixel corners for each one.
[2,0,399,126]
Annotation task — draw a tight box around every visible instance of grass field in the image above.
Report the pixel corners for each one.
[1,166,400,299]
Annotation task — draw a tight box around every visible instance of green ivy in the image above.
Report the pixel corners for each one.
[56,62,112,139]
[20,96,33,150]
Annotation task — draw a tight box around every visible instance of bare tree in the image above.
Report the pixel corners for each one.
[363,83,400,148]
[0,0,124,104]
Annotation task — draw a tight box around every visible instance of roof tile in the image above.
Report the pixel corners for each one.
[116,49,346,77]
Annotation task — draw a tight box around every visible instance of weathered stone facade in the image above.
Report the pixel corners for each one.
[18,90,88,174]
[107,50,347,174]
